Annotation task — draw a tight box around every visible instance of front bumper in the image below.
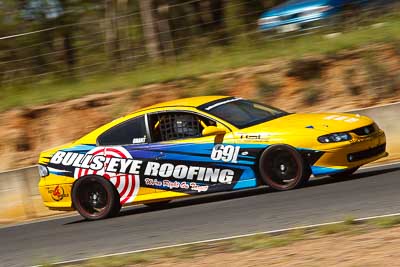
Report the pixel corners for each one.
[311,130,387,176]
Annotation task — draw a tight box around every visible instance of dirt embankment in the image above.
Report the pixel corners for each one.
[0,43,399,171]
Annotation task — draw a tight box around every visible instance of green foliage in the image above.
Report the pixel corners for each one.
[344,68,362,96]
[303,86,322,106]
[364,58,399,97]
[228,231,304,252]
[256,78,280,97]
[370,216,400,228]
[393,40,400,56]
[343,216,357,225]
[130,88,144,99]
[287,58,325,80]
[202,79,226,96]
[318,223,352,235]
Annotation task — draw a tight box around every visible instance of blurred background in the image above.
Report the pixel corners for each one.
[1,0,399,105]
[1,0,400,222]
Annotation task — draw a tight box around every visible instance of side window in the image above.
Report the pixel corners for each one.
[98,116,147,146]
[148,112,216,142]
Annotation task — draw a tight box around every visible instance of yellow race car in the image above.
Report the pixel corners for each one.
[38,96,387,220]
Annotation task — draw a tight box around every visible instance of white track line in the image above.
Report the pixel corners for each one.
[3,161,400,231]
[361,161,400,170]
[30,212,400,267]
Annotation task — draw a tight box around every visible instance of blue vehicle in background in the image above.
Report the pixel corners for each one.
[258,0,388,33]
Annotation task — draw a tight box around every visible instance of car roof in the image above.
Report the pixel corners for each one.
[134,95,229,113]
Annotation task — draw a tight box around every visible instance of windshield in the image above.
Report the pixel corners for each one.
[198,98,289,129]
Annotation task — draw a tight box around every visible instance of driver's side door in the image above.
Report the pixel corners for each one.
[144,110,242,195]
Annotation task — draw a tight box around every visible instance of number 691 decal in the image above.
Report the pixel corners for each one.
[211,144,240,163]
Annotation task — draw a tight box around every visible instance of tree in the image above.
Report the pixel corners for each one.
[139,0,161,61]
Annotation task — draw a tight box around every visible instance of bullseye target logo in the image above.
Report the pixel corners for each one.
[48,185,69,201]
[51,146,140,205]
[76,147,140,205]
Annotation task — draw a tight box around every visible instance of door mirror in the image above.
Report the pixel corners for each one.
[202,126,227,136]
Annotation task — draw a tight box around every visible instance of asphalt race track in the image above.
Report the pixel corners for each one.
[1,162,400,267]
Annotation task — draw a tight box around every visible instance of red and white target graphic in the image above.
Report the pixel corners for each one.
[74,146,140,205]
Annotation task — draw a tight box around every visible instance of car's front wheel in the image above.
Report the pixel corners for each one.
[259,145,310,191]
[72,176,121,220]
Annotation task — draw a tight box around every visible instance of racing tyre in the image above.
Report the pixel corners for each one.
[72,176,121,220]
[144,200,171,208]
[259,145,310,191]
[330,167,359,179]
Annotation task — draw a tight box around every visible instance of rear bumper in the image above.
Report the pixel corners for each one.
[39,178,74,211]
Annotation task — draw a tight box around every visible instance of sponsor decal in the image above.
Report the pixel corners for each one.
[323,115,359,123]
[132,136,147,144]
[211,144,240,163]
[144,162,234,184]
[203,97,242,111]
[240,134,261,140]
[48,185,69,201]
[145,178,209,192]
[50,147,236,190]
[190,182,209,193]
[349,136,374,144]
[51,147,141,205]
[50,149,142,176]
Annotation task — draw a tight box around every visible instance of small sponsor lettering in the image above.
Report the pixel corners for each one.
[190,182,209,193]
[145,178,209,192]
[240,134,261,140]
[132,136,146,144]
[350,137,373,144]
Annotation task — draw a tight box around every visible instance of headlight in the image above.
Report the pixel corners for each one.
[38,165,49,177]
[301,5,332,17]
[318,132,352,143]
[258,16,280,25]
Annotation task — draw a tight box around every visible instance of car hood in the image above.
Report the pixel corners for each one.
[263,0,330,16]
[244,113,373,134]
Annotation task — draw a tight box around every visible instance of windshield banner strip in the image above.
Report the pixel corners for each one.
[203,97,242,111]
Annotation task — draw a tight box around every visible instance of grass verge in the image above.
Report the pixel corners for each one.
[38,215,400,267]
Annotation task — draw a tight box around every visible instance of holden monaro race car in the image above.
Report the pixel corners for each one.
[38,96,387,220]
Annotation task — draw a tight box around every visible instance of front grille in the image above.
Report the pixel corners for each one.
[347,144,386,162]
[352,124,376,136]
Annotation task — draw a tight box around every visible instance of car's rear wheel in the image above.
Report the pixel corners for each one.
[72,176,121,220]
[259,145,310,191]
[330,167,360,179]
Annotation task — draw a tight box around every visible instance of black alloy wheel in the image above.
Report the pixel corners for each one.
[72,176,121,220]
[259,145,310,191]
